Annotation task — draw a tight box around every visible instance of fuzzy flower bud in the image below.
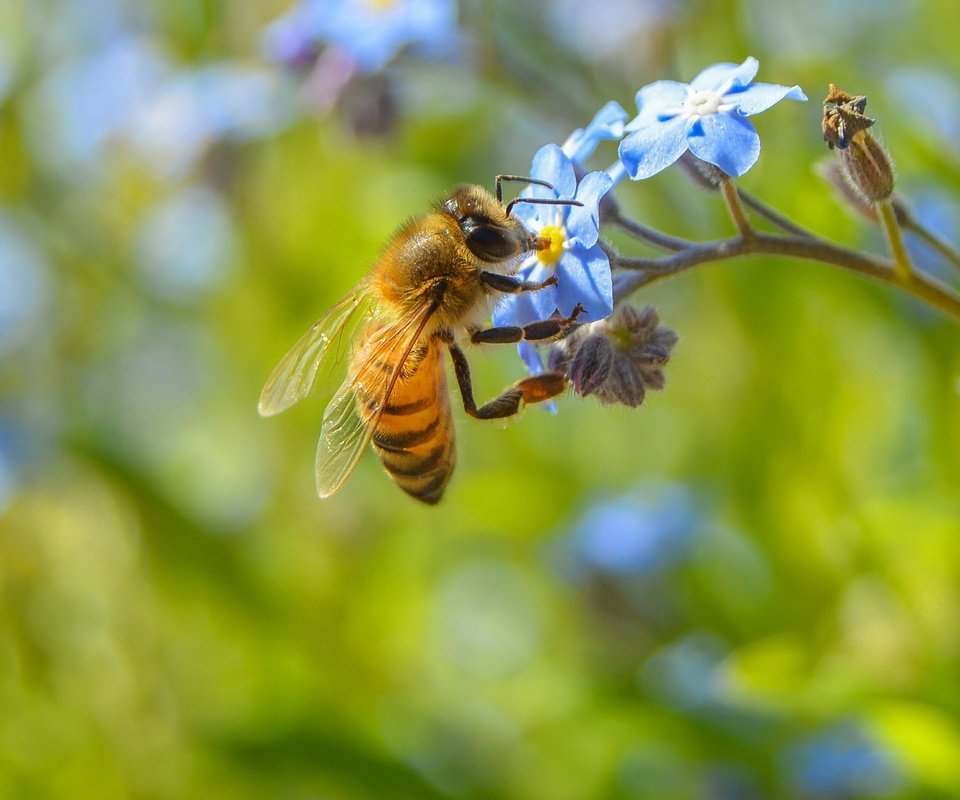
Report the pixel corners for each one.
[816,159,910,224]
[550,305,678,407]
[567,331,614,395]
[822,84,895,203]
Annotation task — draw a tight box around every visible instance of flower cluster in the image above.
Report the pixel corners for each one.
[265,0,459,73]
[264,0,460,132]
[495,57,805,406]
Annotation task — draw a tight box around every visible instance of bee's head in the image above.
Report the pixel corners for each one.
[441,185,534,262]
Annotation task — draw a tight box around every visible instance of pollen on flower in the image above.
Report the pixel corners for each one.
[537,224,566,265]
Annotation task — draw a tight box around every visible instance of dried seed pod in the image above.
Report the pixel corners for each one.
[822,84,894,203]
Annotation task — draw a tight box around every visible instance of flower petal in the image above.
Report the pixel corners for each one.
[554,245,612,322]
[518,340,545,375]
[727,82,807,115]
[626,80,688,129]
[686,112,760,177]
[618,114,691,180]
[566,170,613,248]
[510,196,547,231]
[528,143,576,199]
[562,100,628,163]
[493,262,549,326]
[690,56,759,92]
[517,342,557,413]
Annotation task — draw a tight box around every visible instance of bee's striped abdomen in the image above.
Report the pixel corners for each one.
[364,338,455,504]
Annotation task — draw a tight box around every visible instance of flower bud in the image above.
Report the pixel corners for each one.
[822,84,895,203]
[568,332,614,396]
[817,159,910,224]
[549,305,678,408]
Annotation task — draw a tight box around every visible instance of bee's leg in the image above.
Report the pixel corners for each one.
[446,342,567,419]
[470,304,585,345]
[480,272,557,294]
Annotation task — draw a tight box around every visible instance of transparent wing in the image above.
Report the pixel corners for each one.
[315,298,439,498]
[258,281,372,417]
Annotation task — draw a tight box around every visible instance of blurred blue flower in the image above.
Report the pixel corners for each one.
[639,632,728,710]
[25,36,167,175]
[494,144,613,327]
[549,0,680,63]
[887,67,960,154]
[618,56,806,180]
[783,723,902,798]
[0,214,50,357]
[135,187,236,302]
[26,30,290,179]
[558,484,702,580]
[902,185,960,280]
[127,64,291,176]
[562,101,628,165]
[0,416,27,516]
[264,0,460,73]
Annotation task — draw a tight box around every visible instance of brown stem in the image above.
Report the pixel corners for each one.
[720,180,753,238]
[614,232,960,321]
[611,212,692,252]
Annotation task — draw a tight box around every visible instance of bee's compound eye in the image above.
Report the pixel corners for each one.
[461,217,521,261]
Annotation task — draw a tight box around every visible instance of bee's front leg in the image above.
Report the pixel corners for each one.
[469,304,585,345]
[479,271,557,294]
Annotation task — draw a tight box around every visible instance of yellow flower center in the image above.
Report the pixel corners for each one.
[537,224,566,266]
[365,0,396,11]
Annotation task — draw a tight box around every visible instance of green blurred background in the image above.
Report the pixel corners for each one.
[2,0,960,797]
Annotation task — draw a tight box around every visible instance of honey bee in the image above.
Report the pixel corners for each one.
[258,177,583,504]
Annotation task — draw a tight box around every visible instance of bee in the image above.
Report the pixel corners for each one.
[258,176,584,504]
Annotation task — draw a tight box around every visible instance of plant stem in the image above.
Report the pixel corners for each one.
[878,199,913,280]
[720,180,753,237]
[613,231,960,321]
[611,213,692,252]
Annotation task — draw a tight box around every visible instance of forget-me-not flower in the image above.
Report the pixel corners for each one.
[264,0,459,73]
[494,144,614,327]
[562,100,628,166]
[618,56,806,180]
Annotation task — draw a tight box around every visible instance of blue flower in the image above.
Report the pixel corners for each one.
[264,0,459,73]
[494,144,613,327]
[783,723,902,798]
[562,100,628,165]
[618,56,807,180]
[561,485,701,579]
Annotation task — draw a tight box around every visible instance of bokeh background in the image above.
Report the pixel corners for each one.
[2,0,960,797]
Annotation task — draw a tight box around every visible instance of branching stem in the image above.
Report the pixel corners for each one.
[613,230,960,321]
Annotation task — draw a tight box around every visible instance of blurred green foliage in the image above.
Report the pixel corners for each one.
[1,0,960,798]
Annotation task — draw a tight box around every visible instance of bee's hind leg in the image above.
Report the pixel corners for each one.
[446,341,567,419]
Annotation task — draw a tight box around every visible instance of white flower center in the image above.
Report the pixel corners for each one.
[684,89,722,117]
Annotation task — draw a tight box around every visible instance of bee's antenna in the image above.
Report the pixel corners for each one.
[495,174,554,203]
[505,197,584,217]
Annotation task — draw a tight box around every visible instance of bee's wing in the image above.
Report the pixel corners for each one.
[258,281,372,417]
[315,297,439,498]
